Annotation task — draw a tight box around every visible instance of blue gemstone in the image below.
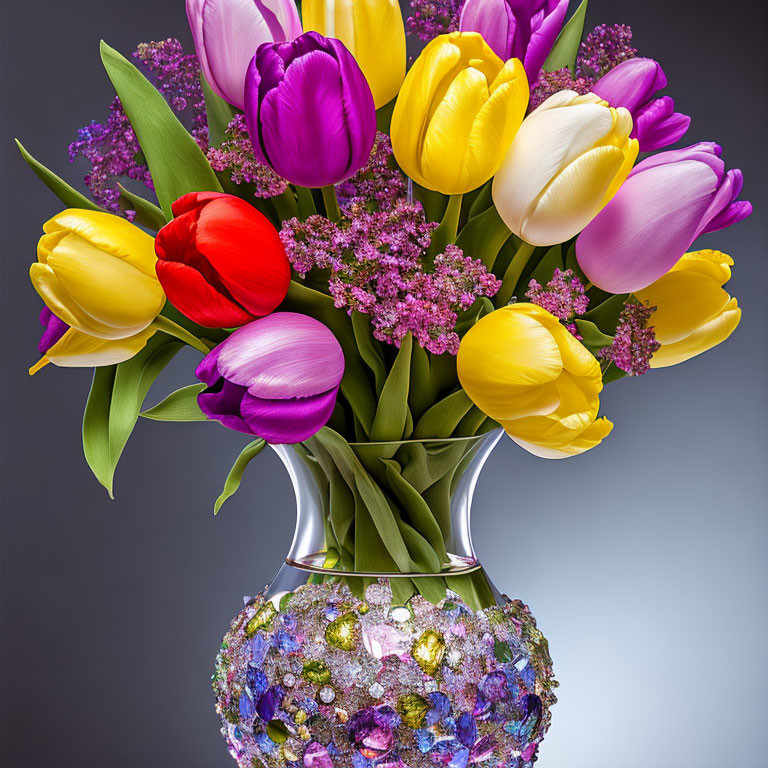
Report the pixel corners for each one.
[247,666,268,696]
[426,692,451,725]
[456,712,477,748]
[415,729,436,753]
[249,634,270,664]
[239,692,256,721]
[449,747,470,768]
[275,631,300,654]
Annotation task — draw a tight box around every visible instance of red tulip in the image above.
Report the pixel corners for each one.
[155,192,290,328]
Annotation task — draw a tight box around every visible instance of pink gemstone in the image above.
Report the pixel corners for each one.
[304,742,333,768]
[363,624,410,659]
[521,742,538,761]
[469,736,496,763]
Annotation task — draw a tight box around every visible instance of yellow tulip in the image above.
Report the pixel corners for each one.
[30,209,165,340]
[302,0,405,109]
[492,91,638,247]
[635,249,741,368]
[391,32,529,195]
[457,303,612,459]
[29,327,156,375]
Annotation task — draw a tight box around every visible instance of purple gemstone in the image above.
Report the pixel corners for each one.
[246,666,268,696]
[456,712,478,748]
[256,685,283,721]
[239,691,256,721]
[449,747,470,768]
[473,697,491,720]
[348,707,395,758]
[249,634,269,664]
[304,742,334,768]
[521,741,538,761]
[469,736,496,763]
[479,672,509,702]
[430,739,464,766]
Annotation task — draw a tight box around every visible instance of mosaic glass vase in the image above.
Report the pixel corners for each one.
[214,429,557,768]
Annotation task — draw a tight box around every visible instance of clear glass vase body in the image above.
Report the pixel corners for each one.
[213,430,557,768]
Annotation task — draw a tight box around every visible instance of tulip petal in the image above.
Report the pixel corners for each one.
[216,313,345,399]
[38,307,69,355]
[200,0,301,109]
[240,387,339,443]
[576,158,719,293]
[649,299,741,368]
[43,326,155,368]
[198,378,252,434]
[259,49,353,186]
[506,416,613,459]
[633,97,691,152]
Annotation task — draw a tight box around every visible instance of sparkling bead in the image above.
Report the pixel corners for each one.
[411,629,446,676]
[335,707,349,723]
[318,685,336,704]
[283,673,297,688]
[369,682,385,699]
[387,605,411,623]
[325,613,360,651]
[447,650,462,668]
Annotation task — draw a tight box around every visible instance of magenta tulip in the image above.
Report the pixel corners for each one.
[591,58,690,151]
[459,0,569,84]
[196,313,345,443]
[186,0,302,109]
[244,31,376,188]
[576,143,751,293]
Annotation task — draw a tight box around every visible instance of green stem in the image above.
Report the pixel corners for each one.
[321,185,341,222]
[495,241,536,307]
[151,316,211,354]
[428,193,463,258]
[295,186,317,220]
[272,188,299,221]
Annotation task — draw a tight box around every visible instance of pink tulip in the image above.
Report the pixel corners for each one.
[576,143,751,293]
[196,312,345,443]
[591,58,690,152]
[186,0,302,109]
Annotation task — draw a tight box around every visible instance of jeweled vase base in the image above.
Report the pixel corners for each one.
[214,579,557,768]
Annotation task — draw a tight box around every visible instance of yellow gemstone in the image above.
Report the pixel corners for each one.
[245,603,277,637]
[325,612,360,651]
[303,660,331,684]
[298,725,311,740]
[282,747,299,762]
[411,629,446,676]
[356,601,370,615]
[295,709,308,725]
[397,693,429,728]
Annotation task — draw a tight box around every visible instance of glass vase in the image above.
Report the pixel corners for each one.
[213,429,557,768]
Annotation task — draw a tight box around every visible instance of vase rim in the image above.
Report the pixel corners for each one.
[284,551,483,578]
[328,427,502,449]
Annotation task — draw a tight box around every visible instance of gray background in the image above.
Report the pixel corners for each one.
[1,1,765,766]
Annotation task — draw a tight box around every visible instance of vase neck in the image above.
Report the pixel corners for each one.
[272,428,503,577]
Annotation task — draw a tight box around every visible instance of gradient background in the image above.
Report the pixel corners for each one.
[1,1,766,766]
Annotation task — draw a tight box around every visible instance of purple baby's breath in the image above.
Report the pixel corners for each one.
[597,301,661,376]
[526,268,589,338]
[406,0,463,42]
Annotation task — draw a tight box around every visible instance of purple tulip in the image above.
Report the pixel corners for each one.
[591,58,690,152]
[38,307,69,355]
[244,31,376,188]
[576,142,752,293]
[195,312,345,443]
[186,0,301,110]
[459,0,569,84]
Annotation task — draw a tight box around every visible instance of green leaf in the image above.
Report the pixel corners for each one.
[455,205,511,270]
[116,183,167,231]
[564,242,588,283]
[351,311,386,395]
[543,0,588,73]
[529,244,564,286]
[201,74,236,149]
[16,139,100,211]
[413,390,473,439]
[370,335,413,442]
[408,343,434,422]
[214,439,267,515]
[100,41,222,218]
[574,319,613,353]
[140,383,208,421]
[428,193,462,258]
[602,363,627,384]
[82,335,183,495]
[584,293,628,333]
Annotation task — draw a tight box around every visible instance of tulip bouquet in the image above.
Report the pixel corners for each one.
[20,0,750,588]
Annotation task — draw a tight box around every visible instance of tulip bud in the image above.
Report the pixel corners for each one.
[576,142,752,293]
[196,312,345,443]
[391,32,529,195]
[302,0,406,109]
[154,192,291,329]
[591,58,690,152]
[244,31,376,188]
[30,209,165,340]
[634,250,741,368]
[492,91,638,247]
[29,307,155,375]
[186,0,302,109]
[459,0,569,85]
[457,303,612,459]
